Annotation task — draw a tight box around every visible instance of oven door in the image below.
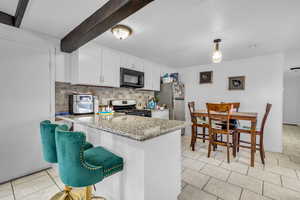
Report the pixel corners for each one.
[120,68,144,88]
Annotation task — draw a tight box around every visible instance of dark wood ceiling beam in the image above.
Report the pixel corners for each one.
[61,0,154,53]
[0,11,14,26]
[14,0,30,27]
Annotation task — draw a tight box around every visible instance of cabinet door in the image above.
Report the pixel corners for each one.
[152,65,161,91]
[120,53,144,71]
[101,48,120,87]
[143,61,153,90]
[77,43,101,85]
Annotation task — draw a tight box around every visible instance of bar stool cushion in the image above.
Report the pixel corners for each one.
[56,125,124,187]
[84,147,124,177]
[83,142,94,150]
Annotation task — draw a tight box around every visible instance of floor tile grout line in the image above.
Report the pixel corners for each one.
[200,177,221,199]
[279,175,283,187]
[201,176,211,191]
[46,169,63,191]
[10,181,16,200]
[225,171,232,182]
[262,180,264,196]
[198,170,230,183]
[7,168,49,186]
[238,188,243,200]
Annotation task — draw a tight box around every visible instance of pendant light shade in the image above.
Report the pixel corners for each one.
[212,39,222,63]
[111,24,132,40]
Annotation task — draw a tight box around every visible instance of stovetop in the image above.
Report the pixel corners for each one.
[111,99,151,117]
[115,109,151,117]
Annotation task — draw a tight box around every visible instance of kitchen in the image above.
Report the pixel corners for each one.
[1,1,300,200]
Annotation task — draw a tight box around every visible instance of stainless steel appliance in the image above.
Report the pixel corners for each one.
[159,82,185,134]
[120,68,144,88]
[69,94,94,114]
[111,99,151,117]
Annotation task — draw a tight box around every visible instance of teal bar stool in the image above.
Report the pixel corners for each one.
[40,120,93,200]
[55,125,124,200]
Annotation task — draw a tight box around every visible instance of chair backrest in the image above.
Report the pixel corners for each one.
[55,125,102,187]
[221,102,240,112]
[206,103,233,132]
[40,120,59,163]
[260,103,272,134]
[188,101,197,123]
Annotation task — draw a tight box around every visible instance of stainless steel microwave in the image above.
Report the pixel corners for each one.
[69,94,94,115]
[120,68,144,88]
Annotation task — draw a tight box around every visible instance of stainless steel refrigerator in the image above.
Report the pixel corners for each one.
[159,82,185,134]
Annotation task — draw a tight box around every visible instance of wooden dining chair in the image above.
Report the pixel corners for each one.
[188,102,209,151]
[236,103,272,164]
[217,102,240,143]
[206,103,237,163]
[221,102,240,112]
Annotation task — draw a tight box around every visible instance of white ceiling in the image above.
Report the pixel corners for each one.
[0,0,18,15]
[21,0,109,38]
[1,0,300,68]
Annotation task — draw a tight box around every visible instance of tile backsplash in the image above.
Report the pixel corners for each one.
[55,82,154,113]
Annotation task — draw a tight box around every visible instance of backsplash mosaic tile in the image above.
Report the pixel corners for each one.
[55,82,154,113]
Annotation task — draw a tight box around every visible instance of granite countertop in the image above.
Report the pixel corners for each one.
[57,114,187,141]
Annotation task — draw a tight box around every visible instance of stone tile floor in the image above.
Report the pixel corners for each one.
[179,125,300,200]
[1,125,300,200]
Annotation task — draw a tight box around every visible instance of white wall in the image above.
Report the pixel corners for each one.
[283,49,300,125]
[179,54,284,152]
[0,24,55,182]
[283,76,300,125]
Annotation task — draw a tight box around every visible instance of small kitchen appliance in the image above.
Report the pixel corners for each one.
[111,99,151,117]
[120,68,144,88]
[69,94,94,115]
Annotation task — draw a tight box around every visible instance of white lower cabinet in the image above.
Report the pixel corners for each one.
[151,110,169,119]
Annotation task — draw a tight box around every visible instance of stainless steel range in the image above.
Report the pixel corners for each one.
[111,99,151,117]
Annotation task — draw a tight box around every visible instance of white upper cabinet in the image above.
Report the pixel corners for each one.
[75,42,101,85]
[70,43,120,87]
[69,42,162,90]
[143,61,161,91]
[143,61,153,90]
[152,65,161,91]
[120,53,144,72]
[101,47,120,87]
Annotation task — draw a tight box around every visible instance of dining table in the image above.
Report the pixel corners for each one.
[192,109,258,167]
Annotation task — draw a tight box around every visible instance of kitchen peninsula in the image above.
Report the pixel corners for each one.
[57,114,187,200]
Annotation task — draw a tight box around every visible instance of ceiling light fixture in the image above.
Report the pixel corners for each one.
[212,39,222,63]
[111,24,132,40]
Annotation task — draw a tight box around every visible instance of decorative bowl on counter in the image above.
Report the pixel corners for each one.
[96,111,115,116]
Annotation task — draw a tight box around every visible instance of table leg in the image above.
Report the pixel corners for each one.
[191,124,196,151]
[250,120,257,167]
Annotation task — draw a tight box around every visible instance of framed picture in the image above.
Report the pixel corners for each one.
[200,71,213,84]
[228,76,245,90]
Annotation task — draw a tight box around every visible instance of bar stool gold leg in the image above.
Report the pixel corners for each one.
[50,186,84,200]
[85,186,106,200]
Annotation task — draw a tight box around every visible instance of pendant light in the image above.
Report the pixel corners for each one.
[111,24,132,40]
[212,39,222,63]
